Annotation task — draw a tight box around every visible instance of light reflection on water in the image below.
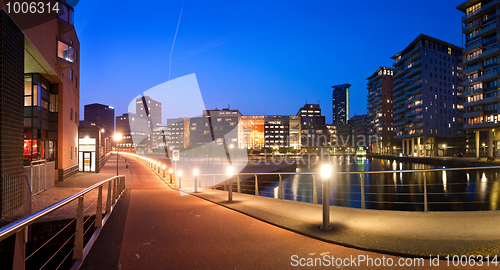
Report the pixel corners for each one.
[253,157,500,211]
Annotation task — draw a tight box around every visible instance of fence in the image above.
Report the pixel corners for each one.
[0,175,126,270]
[1,174,31,220]
[198,165,500,212]
[23,161,56,195]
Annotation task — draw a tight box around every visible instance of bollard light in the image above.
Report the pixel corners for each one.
[321,164,332,230]
[227,166,234,202]
[194,169,199,192]
[158,163,162,173]
[178,170,182,176]
[169,168,173,183]
[169,168,173,174]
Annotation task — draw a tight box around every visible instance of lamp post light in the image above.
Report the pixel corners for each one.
[227,166,234,202]
[482,143,486,157]
[169,168,173,183]
[321,164,332,230]
[193,169,199,192]
[158,163,161,173]
[154,161,157,171]
[113,133,123,176]
[442,144,447,157]
[162,165,166,177]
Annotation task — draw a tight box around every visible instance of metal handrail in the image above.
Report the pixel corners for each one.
[200,165,500,176]
[0,175,126,270]
[0,175,123,241]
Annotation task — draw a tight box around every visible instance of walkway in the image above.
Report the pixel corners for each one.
[81,157,499,269]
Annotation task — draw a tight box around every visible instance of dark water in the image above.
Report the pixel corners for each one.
[252,157,500,211]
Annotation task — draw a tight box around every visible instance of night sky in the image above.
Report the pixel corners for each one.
[75,0,464,125]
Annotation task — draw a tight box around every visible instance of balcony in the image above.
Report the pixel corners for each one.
[463,1,498,23]
[56,39,74,68]
[408,94,422,103]
[57,1,74,33]
[464,64,483,75]
[403,81,422,93]
[393,107,406,115]
[478,22,499,37]
[464,111,484,118]
[464,121,499,129]
[463,20,480,33]
[463,88,483,97]
[464,42,483,55]
[394,94,407,103]
[405,67,422,80]
[464,96,500,107]
[464,71,498,86]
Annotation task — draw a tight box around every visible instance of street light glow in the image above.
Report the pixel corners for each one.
[162,165,166,169]
[169,168,173,174]
[113,133,123,141]
[178,170,182,176]
[227,166,234,175]
[193,169,199,176]
[321,164,331,178]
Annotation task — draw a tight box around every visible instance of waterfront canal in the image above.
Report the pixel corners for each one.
[251,157,500,211]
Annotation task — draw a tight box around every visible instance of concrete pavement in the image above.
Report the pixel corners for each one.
[80,156,500,269]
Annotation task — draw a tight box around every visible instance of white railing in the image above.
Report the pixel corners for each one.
[23,161,55,195]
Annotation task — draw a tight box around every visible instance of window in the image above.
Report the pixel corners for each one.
[70,147,72,160]
[70,108,73,120]
[57,40,74,62]
[70,69,73,80]
[75,112,77,123]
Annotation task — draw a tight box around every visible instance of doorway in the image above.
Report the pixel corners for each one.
[83,152,92,172]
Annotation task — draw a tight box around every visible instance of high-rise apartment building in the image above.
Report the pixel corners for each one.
[116,113,135,151]
[332,84,350,125]
[84,103,115,137]
[458,0,500,158]
[391,34,464,157]
[366,67,394,154]
[136,96,162,129]
[264,116,301,149]
[189,109,241,148]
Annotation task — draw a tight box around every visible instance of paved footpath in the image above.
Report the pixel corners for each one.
[81,157,496,269]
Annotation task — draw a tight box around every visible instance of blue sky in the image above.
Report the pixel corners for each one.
[75,0,464,124]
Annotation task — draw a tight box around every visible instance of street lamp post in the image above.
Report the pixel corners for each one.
[482,143,486,157]
[169,168,173,183]
[162,165,166,177]
[442,144,447,157]
[113,134,123,176]
[321,164,332,230]
[178,170,182,189]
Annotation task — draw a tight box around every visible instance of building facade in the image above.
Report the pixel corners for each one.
[0,1,81,183]
[350,114,369,148]
[296,104,327,148]
[366,67,394,154]
[84,103,115,138]
[458,0,500,158]
[391,34,464,157]
[189,109,241,148]
[332,84,350,125]
[263,116,301,149]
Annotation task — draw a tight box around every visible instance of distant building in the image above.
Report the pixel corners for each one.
[239,116,265,149]
[296,104,327,147]
[153,118,190,151]
[457,0,500,158]
[133,96,162,154]
[350,114,369,148]
[116,113,135,151]
[84,103,115,138]
[189,109,241,148]
[78,126,110,173]
[366,67,394,154]
[391,34,464,156]
[332,84,351,125]
[264,116,301,149]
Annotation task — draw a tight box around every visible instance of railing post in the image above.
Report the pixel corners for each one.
[254,174,259,196]
[96,185,103,227]
[360,175,366,209]
[312,174,317,204]
[321,175,331,230]
[178,175,182,189]
[424,172,428,213]
[213,175,216,187]
[73,196,84,260]
[228,176,233,202]
[279,174,283,200]
[106,181,112,212]
[12,227,27,270]
[237,175,240,193]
